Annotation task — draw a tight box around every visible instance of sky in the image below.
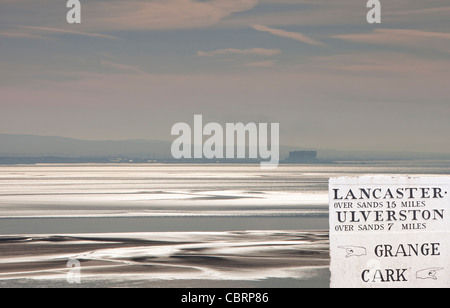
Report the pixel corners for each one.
[0,0,449,153]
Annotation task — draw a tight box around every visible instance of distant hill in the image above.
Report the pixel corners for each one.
[0,134,449,162]
[0,134,171,159]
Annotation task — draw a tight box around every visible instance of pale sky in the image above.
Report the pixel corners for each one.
[1,0,449,153]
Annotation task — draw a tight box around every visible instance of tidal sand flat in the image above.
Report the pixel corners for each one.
[0,231,330,288]
[1,162,449,288]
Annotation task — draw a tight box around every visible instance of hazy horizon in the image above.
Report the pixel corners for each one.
[2,133,450,163]
[2,132,450,155]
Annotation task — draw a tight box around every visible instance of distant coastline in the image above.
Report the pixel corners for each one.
[0,156,331,165]
[0,156,449,165]
[1,133,450,164]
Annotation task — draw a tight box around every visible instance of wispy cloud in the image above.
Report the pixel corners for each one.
[251,25,326,46]
[242,60,276,68]
[81,0,259,31]
[20,26,120,40]
[197,48,281,57]
[385,5,450,17]
[333,29,450,51]
[100,60,146,74]
[0,32,50,40]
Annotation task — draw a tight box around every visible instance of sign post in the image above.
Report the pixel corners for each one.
[329,176,450,288]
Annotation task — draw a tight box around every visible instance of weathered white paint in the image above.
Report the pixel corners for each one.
[329,176,450,288]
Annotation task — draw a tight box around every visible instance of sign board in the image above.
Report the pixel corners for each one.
[329,176,450,288]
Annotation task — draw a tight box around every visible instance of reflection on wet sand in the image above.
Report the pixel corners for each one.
[0,231,329,286]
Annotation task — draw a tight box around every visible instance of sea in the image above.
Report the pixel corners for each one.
[0,161,449,288]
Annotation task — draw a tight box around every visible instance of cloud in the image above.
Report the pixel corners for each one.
[242,60,276,67]
[0,0,259,34]
[386,5,450,16]
[197,48,281,57]
[0,31,50,40]
[0,26,118,41]
[100,60,145,74]
[333,29,450,50]
[197,48,280,69]
[20,26,120,40]
[251,25,326,46]
[82,0,259,31]
[334,28,450,43]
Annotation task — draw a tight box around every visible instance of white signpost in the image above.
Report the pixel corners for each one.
[329,176,450,288]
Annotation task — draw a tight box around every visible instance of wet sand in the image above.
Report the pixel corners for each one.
[0,231,330,288]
